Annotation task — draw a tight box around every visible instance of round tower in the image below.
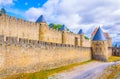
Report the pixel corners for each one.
[60,24,67,44]
[36,15,48,41]
[92,27,108,61]
[78,29,84,47]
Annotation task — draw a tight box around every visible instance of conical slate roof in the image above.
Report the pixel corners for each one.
[115,44,118,47]
[60,24,67,31]
[78,29,83,34]
[92,27,106,41]
[36,15,46,23]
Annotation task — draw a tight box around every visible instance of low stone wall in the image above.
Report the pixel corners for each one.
[112,47,120,56]
[0,35,92,77]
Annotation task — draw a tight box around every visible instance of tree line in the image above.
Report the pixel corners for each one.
[0,8,6,15]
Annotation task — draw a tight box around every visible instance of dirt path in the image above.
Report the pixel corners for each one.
[48,61,119,79]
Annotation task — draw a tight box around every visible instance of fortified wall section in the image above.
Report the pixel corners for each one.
[64,32,78,45]
[0,14,40,41]
[41,27,91,47]
[41,27,62,44]
[0,13,113,77]
[0,35,92,77]
[0,14,91,47]
[83,39,91,47]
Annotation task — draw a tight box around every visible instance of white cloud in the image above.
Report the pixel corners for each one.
[24,0,120,43]
[0,0,19,16]
[24,7,44,21]
[0,0,13,6]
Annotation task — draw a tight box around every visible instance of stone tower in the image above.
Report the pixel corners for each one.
[92,27,108,61]
[60,24,67,44]
[78,29,84,47]
[36,15,48,41]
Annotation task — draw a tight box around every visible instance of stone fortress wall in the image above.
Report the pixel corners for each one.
[0,35,91,77]
[0,14,112,77]
[0,14,91,47]
[0,14,40,41]
[42,29,91,46]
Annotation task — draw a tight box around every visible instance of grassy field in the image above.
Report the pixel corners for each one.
[3,60,92,79]
[108,56,120,62]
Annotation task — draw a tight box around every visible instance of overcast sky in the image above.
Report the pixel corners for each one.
[0,0,120,44]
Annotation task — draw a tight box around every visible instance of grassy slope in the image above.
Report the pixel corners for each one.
[108,56,120,62]
[100,56,120,79]
[107,56,120,79]
[100,65,120,79]
[108,65,120,79]
[3,60,92,79]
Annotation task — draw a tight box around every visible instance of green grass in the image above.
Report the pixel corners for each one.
[108,56,120,62]
[3,60,92,79]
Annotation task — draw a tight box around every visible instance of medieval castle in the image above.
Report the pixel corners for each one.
[0,12,113,77]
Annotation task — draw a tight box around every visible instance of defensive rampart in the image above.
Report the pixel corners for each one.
[0,35,92,77]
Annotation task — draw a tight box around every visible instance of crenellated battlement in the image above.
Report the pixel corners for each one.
[0,35,91,49]
[0,14,39,27]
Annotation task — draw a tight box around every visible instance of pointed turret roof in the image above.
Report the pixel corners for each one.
[92,27,111,39]
[92,27,106,41]
[78,29,83,34]
[60,24,67,31]
[115,44,118,47]
[36,15,46,23]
